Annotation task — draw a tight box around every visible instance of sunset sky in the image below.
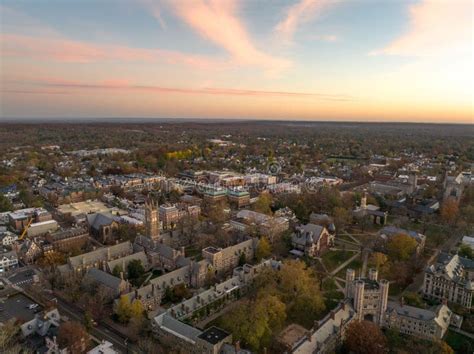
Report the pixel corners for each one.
[1,0,472,123]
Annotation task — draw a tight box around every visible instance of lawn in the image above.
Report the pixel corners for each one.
[335,258,362,278]
[321,277,338,292]
[321,250,357,273]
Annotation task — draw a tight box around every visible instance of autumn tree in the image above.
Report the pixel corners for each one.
[0,320,21,352]
[253,192,273,215]
[220,293,286,351]
[386,233,418,261]
[333,207,352,234]
[57,321,89,354]
[344,320,388,354]
[253,259,325,328]
[256,237,272,261]
[116,295,132,323]
[440,199,459,225]
[368,252,388,271]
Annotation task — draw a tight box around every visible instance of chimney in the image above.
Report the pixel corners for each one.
[181,246,185,256]
[400,296,405,307]
[330,310,335,320]
[307,330,312,342]
[313,320,319,331]
[120,272,124,280]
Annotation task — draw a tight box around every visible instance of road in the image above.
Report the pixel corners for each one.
[55,296,136,353]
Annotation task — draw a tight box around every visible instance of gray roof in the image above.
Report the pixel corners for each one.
[155,314,201,343]
[86,268,123,291]
[292,223,325,246]
[87,212,117,231]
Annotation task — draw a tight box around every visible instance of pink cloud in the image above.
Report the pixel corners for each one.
[275,0,334,43]
[371,0,473,56]
[15,77,352,100]
[163,0,290,75]
[0,34,226,69]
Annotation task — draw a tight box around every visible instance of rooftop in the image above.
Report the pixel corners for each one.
[198,326,230,345]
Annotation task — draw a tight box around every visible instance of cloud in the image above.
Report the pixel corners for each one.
[0,34,226,69]
[275,0,334,43]
[371,0,473,57]
[15,77,352,101]
[163,0,290,75]
[140,0,167,29]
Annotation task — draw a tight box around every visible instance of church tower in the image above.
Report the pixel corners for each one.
[145,199,160,242]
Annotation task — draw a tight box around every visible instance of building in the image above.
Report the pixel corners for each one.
[61,241,134,274]
[27,219,59,238]
[0,250,19,272]
[291,223,334,258]
[227,189,250,208]
[85,268,130,298]
[45,227,89,252]
[160,204,179,229]
[345,268,389,325]
[379,226,426,254]
[231,210,289,240]
[152,260,278,353]
[57,200,117,219]
[291,267,458,353]
[0,230,18,246]
[145,199,160,241]
[202,238,256,274]
[423,253,474,308]
[384,300,453,340]
[8,208,51,232]
[353,193,388,225]
[87,340,119,354]
[86,212,119,243]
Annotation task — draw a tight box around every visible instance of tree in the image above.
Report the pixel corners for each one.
[0,320,21,352]
[458,244,474,259]
[220,293,286,351]
[116,295,132,323]
[130,299,144,319]
[127,259,145,280]
[57,321,89,354]
[368,252,388,271]
[112,264,123,278]
[344,320,388,354]
[333,207,352,234]
[253,192,273,215]
[256,237,272,261]
[0,195,12,212]
[386,233,418,261]
[440,199,459,225]
[403,292,425,308]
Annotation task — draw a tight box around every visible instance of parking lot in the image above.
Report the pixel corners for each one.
[0,292,42,323]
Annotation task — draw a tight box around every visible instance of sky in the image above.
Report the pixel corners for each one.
[0,0,472,123]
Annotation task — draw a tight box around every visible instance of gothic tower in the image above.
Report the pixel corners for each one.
[145,199,160,242]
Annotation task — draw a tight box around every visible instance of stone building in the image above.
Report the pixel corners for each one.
[291,223,334,258]
[423,252,474,308]
[145,199,160,242]
[202,238,256,275]
[345,268,389,324]
[45,227,89,252]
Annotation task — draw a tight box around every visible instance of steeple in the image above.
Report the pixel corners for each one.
[145,198,160,242]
